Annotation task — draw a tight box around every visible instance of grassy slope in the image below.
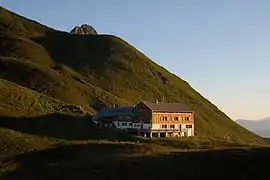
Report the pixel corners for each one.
[0,57,130,113]
[0,78,68,116]
[0,78,71,161]
[0,127,63,158]
[0,6,266,145]
[28,28,263,143]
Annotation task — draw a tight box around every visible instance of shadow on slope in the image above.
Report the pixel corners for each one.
[0,113,135,141]
[2,142,270,180]
[32,30,128,71]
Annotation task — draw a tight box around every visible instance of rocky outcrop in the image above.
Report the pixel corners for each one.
[70,24,97,35]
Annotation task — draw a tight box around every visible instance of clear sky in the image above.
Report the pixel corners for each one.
[1,0,269,120]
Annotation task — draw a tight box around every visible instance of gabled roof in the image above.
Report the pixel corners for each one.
[141,101,193,113]
[92,107,133,120]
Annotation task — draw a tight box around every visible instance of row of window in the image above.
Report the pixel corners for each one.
[186,125,193,128]
[161,124,193,129]
[116,122,141,127]
[116,122,193,129]
[161,116,190,121]
[118,122,131,126]
[161,124,175,129]
[117,116,190,122]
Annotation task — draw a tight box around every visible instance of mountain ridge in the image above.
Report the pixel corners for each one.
[236,118,270,137]
[236,117,270,121]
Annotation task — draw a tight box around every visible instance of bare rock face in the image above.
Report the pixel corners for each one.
[70,24,97,35]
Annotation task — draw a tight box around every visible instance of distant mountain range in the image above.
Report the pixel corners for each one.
[236,117,270,137]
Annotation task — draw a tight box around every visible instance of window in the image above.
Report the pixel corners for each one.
[186,125,192,128]
[170,125,175,129]
[174,117,179,120]
[185,117,190,121]
[122,122,128,126]
[162,116,168,121]
[161,124,167,128]
[128,122,132,126]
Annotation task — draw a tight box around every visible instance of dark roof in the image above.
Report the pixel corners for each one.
[92,107,133,120]
[141,101,193,113]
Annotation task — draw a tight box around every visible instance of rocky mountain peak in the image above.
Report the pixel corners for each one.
[70,24,97,35]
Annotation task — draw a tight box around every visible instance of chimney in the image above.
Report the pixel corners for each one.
[155,99,159,104]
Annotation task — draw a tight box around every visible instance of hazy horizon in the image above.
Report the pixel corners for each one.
[1,0,269,120]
